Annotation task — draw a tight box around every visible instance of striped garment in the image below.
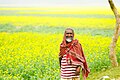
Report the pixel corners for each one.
[61,54,80,79]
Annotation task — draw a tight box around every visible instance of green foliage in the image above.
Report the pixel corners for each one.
[0,33,120,79]
[0,24,114,37]
[87,66,120,80]
[0,7,120,80]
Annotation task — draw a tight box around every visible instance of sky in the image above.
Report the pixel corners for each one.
[0,0,120,7]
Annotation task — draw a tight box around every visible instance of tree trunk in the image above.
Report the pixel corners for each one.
[108,0,120,67]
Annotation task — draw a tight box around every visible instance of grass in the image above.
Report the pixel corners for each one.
[87,65,120,80]
[0,23,115,37]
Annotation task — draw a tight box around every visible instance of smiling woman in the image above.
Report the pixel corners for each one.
[59,28,90,80]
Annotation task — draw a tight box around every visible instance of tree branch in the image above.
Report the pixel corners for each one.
[108,0,119,18]
[108,0,120,67]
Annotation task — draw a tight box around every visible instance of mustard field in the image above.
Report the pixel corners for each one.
[0,16,115,29]
[0,7,116,29]
[0,7,120,80]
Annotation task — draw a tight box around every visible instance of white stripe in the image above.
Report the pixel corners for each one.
[61,65,76,67]
[61,66,76,68]
[61,73,76,76]
[62,58,66,60]
[61,75,79,77]
[61,76,79,79]
[62,59,66,61]
[61,70,76,72]
[61,67,76,69]
[61,68,76,71]
[61,61,66,63]
[61,60,66,63]
[62,57,66,59]
[61,63,68,65]
[61,70,76,73]
[61,58,66,60]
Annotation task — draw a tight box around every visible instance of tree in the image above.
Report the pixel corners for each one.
[108,0,120,67]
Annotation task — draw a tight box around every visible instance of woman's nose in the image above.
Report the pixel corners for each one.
[68,34,71,36]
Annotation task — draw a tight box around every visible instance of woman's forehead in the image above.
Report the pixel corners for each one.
[65,29,73,33]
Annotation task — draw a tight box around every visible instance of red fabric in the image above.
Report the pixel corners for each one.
[59,31,90,80]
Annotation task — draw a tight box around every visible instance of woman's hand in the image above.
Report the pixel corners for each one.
[75,66,81,75]
[69,50,76,57]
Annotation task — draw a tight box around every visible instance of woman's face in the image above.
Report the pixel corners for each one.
[65,29,74,42]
